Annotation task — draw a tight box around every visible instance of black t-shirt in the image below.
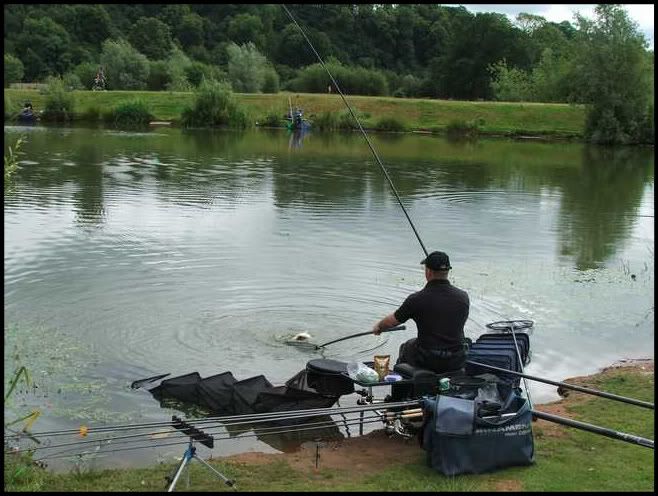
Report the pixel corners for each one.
[393,279,469,350]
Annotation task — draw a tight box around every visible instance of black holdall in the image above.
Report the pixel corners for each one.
[421,386,534,476]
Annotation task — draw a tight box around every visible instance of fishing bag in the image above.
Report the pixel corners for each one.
[466,347,522,386]
[421,387,534,476]
[305,359,355,396]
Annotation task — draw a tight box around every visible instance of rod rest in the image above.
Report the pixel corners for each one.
[171,416,214,449]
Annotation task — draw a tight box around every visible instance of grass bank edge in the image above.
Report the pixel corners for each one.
[4,89,586,139]
[4,363,653,492]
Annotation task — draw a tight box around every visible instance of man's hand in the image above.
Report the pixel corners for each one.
[372,314,399,336]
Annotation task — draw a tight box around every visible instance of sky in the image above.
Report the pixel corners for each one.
[454,4,654,49]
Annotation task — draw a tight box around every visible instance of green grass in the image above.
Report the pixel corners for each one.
[4,365,653,492]
[4,89,587,138]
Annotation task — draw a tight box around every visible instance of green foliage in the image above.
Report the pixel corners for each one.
[289,62,389,96]
[62,72,84,91]
[41,77,75,122]
[14,17,72,81]
[311,111,339,131]
[374,116,407,132]
[73,62,100,90]
[312,110,360,131]
[100,39,150,90]
[489,59,533,102]
[528,48,577,103]
[227,13,265,49]
[227,42,268,93]
[262,67,280,94]
[4,93,16,120]
[181,79,251,128]
[571,5,653,144]
[445,118,485,139]
[147,60,171,91]
[165,47,192,92]
[104,99,154,128]
[4,53,24,87]
[80,105,103,123]
[4,135,24,186]
[176,13,205,49]
[1,3,653,111]
[260,109,284,127]
[128,17,173,61]
[185,61,224,88]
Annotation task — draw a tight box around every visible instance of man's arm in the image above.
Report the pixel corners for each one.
[372,313,400,335]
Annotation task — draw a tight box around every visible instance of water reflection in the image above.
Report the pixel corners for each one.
[4,127,654,270]
[557,146,653,270]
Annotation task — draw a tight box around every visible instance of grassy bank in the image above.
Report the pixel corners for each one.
[4,89,586,139]
[4,362,653,491]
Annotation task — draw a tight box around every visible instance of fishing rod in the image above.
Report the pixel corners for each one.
[5,400,422,439]
[31,417,389,463]
[531,410,653,449]
[466,360,654,410]
[281,4,428,257]
[291,324,406,349]
[16,411,390,455]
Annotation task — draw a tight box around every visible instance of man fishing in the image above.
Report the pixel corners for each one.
[372,251,470,374]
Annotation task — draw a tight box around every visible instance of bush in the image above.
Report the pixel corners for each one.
[311,110,363,131]
[62,72,83,91]
[4,93,17,120]
[100,39,150,90]
[289,62,389,96]
[489,59,532,102]
[260,109,283,127]
[105,99,153,128]
[80,105,102,123]
[73,62,99,90]
[227,42,268,93]
[262,67,280,94]
[185,61,224,87]
[4,53,24,87]
[181,79,251,129]
[148,60,172,91]
[374,116,407,132]
[311,111,339,131]
[445,118,484,139]
[41,77,75,122]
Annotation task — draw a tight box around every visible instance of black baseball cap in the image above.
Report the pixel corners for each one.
[420,251,452,271]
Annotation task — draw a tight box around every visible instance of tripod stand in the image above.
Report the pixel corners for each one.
[165,416,235,492]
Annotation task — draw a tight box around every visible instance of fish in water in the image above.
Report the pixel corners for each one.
[291,332,312,342]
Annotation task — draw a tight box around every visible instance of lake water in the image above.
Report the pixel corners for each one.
[4,125,654,470]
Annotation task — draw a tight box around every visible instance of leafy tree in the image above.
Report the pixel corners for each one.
[67,5,113,47]
[147,60,171,91]
[515,13,546,33]
[488,59,532,101]
[166,47,192,91]
[4,53,24,87]
[14,17,72,80]
[262,67,280,93]
[227,42,268,93]
[572,4,653,144]
[227,13,265,49]
[73,62,100,90]
[128,17,173,61]
[177,13,205,49]
[185,61,225,87]
[100,39,150,90]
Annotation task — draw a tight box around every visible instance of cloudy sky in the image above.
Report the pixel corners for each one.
[454,4,654,49]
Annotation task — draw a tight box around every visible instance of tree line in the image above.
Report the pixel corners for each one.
[3,4,654,144]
